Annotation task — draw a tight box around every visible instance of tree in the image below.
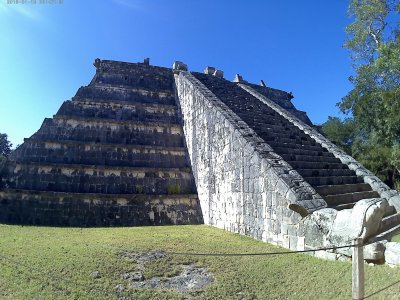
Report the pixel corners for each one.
[351,133,397,187]
[321,117,356,155]
[325,0,400,188]
[339,0,400,144]
[0,133,13,158]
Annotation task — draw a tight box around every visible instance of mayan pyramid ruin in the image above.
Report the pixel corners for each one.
[1,58,400,263]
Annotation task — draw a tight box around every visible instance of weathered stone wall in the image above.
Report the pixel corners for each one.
[1,162,195,195]
[11,139,190,168]
[175,71,326,248]
[0,189,202,226]
[31,117,184,147]
[57,100,179,124]
[0,59,202,227]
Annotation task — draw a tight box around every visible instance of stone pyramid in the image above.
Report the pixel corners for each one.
[2,58,400,263]
[0,59,202,226]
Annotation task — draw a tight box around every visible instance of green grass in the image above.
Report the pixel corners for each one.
[392,235,400,243]
[1,224,400,300]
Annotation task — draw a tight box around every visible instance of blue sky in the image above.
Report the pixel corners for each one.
[0,0,353,147]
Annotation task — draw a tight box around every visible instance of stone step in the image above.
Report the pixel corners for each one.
[303,176,364,186]
[235,113,313,141]
[282,154,340,164]
[267,141,328,153]
[277,148,335,159]
[11,139,191,168]
[261,136,318,148]
[297,168,356,177]
[75,85,176,105]
[248,120,312,137]
[56,100,179,124]
[237,113,301,131]
[32,117,185,147]
[0,189,202,226]
[315,183,372,196]
[324,191,380,206]
[379,213,400,233]
[73,98,177,111]
[2,162,196,195]
[287,161,348,170]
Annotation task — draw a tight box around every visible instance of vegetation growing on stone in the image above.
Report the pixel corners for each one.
[167,184,181,194]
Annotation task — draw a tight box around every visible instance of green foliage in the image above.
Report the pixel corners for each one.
[321,117,356,154]
[352,136,395,184]
[345,0,390,62]
[340,0,400,141]
[0,133,12,157]
[325,0,400,188]
[322,116,399,186]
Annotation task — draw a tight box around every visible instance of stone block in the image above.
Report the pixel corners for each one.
[385,242,400,266]
[282,234,290,249]
[289,235,298,251]
[297,236,305,251]
[204,66,215,75]
[364,241,386,262]
[314,250,337,261]
[213,69,224,78]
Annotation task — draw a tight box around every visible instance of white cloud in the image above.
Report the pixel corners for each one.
[0,2,42,22]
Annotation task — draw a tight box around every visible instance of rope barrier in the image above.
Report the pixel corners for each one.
[164,243,367,257]
[0,240,395,299]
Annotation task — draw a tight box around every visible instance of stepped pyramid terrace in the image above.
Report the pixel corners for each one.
[2,58,400,264]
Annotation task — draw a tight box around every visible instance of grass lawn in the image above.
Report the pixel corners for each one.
[392,235,400,243]
[1,224,400,300]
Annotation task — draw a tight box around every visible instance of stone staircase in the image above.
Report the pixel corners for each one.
[192,72,399,241]
[0,60,202,226]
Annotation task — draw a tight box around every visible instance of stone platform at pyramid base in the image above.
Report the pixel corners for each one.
[0,190,202,227]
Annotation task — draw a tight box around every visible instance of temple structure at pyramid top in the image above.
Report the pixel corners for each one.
[1,58,400,264]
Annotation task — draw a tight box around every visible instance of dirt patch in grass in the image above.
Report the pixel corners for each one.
[119,250,214,293]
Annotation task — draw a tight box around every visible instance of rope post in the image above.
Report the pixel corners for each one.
[352,237,364,300]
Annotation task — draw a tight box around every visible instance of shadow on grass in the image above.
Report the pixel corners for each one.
[364,278,400,299]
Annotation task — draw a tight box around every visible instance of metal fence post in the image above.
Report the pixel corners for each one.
[352,237,364,300]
